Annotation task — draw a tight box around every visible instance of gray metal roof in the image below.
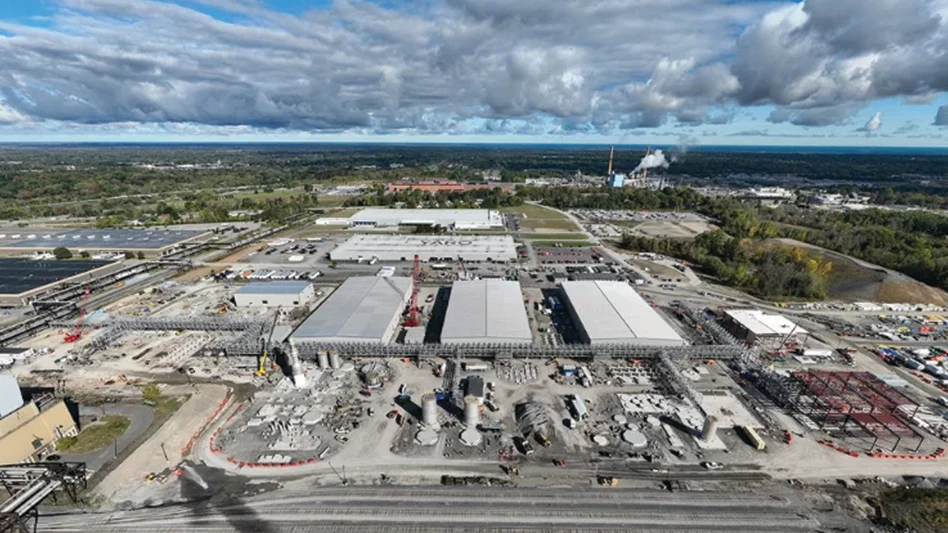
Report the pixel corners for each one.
[235,281,311,295]
[561,281,684,345]
[5,228,204,250]
[350,208,502,227]
[441,279,531,344]
[293,276,412,343]
[0,372,24,419]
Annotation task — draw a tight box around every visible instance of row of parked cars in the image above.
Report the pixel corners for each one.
[214,268,322,281]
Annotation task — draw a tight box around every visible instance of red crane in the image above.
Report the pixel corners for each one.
[405,254,420,327]
[64,286,91,343]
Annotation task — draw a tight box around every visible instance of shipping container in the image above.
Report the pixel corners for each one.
[739,425,766,451]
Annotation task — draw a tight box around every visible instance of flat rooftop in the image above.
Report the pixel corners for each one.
[0,258,115,296]
[724,309,807,337]
[349,208,503,227]
[330,234,518,261]
[235,281,311,295]
[0,228,205,250]
[561,280,685,346]
[293,276,412,343]
[441,279,531,344]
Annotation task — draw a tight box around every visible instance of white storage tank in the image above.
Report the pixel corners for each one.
[463,396,480,427]
[422,393,438,427]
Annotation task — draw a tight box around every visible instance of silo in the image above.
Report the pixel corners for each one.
[329,351,341,370]
[463,396,480,427]
[288,339,307,388]
[421,393,438,427]
[701,415,718,442]
[317,351,329,370]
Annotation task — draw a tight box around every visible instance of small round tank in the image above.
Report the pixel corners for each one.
[421,393,438,427]
[317,351,329,370]
[463,396,480,427]
[329,351,341,370]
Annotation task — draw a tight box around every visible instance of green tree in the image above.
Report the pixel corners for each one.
[141,383,161,403]
[53,246,73,260]
[136,251,146,260]
[79,251,91,259]
[124,251,135,260]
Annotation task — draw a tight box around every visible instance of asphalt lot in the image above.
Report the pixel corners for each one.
[58,403,154,473]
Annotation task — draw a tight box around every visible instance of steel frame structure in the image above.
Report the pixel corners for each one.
[763,370,923,452]
[0,462,87,533]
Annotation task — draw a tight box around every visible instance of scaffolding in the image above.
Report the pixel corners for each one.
[758,370,923,452]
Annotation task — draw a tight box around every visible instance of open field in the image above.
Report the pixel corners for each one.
[631,220,717,239]
[58,415,130,453]
[520,233,589,240]
[503,204,581,232]
[529,240,595,247]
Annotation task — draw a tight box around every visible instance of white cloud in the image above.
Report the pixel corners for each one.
[0,0,945,135]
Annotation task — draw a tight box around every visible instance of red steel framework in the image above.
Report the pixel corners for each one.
[788,370,923,452]
[404,254,420,327]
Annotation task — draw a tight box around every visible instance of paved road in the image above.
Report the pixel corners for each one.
[59,404,154,473]
[41,485,819,532]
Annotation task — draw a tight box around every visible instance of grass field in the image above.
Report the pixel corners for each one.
[521,218,581,231]
[323,207,361,217]
[501,204,568,219]
[882,488,948,532]
[502,204,581,231]
[521,233,589,240]
[57,415,130,453]
[529,240,595,247]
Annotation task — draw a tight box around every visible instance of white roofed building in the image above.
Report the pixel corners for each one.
[441,279,531,344]
[721,309,808,349]
[330,235,518,263]
[292,276,412,344]
[348,208,503,230]
[560,281,685,346]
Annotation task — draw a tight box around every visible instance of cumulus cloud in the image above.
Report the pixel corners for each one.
[936,105,948,126]
[0,0,946,135]
[858,111,883,133]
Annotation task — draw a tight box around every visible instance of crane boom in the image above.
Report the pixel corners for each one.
[64,286,91,343]
[256,308,281,376]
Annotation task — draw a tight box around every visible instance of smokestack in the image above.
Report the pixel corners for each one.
[607,146,614,176]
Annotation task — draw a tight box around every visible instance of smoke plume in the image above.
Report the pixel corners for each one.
[634,149,670,173]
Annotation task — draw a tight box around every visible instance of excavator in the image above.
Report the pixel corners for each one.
[256,308,281,377]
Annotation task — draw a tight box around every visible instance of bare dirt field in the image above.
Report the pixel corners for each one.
[631,220,716,239]
[773,238,948,305]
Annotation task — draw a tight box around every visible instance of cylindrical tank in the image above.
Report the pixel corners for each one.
[329,351,341,370]
[463,396,480,427]
[421,393,438,427]
[701,415,718,442]
[317,351,329,370]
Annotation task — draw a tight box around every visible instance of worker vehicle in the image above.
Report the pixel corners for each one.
[256,308,281,377]
[535,433,552,447]
[553,459,565,467]
[701,461,724,470]
[598,476,618,486]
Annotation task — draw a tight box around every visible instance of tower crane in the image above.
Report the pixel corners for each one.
[256,308,281,377]
[64,286,92,343]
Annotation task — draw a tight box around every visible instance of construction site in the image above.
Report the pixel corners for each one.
[1,214,947,533]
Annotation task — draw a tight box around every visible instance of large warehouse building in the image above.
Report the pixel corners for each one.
[348,208,504,230]
[721,309,808,349]
[233,281,314,307]
[330,235,518,263]
[561,281,685,346]
[0,258,123,307]
[0,228,207,256]
[292,276,412,344]
[0,373,78,464]
[441,279,532,344]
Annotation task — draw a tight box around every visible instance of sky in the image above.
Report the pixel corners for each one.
[1,0,948,146]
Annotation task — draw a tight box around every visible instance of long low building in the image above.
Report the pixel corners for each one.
[330,235,518,263]
[441,279,531,344]
[721,309,807,347]
[292,276,412,344]
[233,281,314,307]
[561,280,685,346]
[348,208,504,230]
